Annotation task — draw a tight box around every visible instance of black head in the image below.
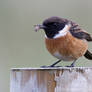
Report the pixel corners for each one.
[35,16,68,38]
[43,16,69,38]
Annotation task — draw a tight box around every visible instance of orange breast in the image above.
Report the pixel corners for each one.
[45,32,88,61]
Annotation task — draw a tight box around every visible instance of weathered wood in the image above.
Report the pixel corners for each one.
[10,67,92,92]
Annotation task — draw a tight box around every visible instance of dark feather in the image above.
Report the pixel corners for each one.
[69,21,92,41]
[84,50,92,60]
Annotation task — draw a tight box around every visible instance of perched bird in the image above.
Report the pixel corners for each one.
[34,16,92,67]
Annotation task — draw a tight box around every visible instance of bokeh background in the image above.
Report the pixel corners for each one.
[0,0,92,91]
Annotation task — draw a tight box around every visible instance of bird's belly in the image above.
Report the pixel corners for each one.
[53,51,75,61]
[45,32,88,61]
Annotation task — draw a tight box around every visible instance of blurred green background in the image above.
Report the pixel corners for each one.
[0,0,92,91]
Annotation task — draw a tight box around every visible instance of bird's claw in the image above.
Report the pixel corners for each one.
[41,65,62,68]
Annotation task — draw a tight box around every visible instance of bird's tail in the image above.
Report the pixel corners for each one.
[84,50,92,60]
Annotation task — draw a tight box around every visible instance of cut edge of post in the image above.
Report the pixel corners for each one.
[11,67,92,71]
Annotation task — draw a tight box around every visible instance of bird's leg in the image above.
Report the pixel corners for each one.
[49,59,61,67]
[66,59,77,67]
[41,59,61,68]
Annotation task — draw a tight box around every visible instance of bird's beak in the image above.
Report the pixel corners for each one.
[34,24,46,32]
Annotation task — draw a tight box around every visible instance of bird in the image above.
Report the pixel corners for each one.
[34,16,92,67]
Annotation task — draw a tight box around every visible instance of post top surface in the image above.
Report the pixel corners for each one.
[11,67,92,71]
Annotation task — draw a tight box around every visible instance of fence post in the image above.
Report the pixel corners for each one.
[10,67,92,92]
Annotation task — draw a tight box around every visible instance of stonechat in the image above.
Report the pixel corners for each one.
[34,16,92,67]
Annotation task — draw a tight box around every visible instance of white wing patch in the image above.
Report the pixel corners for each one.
[53,25,69,39]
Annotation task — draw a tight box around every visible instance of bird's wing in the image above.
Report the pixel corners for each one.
[69,21,92,41]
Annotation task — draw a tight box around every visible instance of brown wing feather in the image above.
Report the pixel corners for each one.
[69,21,92,41]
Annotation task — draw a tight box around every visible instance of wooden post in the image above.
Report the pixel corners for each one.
[10,67,92,92]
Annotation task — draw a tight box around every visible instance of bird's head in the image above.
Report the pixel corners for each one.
[34,16,71,39]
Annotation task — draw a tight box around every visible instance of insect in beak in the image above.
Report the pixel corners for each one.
[34,24,46,32]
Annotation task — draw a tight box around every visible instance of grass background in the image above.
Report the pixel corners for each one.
[0,0,92,91]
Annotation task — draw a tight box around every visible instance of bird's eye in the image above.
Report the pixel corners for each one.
[53,22,57,26]
[49,22,57,26]
[43,22,57,27]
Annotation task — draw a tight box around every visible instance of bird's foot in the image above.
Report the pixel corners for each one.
[41,65,62,68]
[65,64,74,67]
[41,65,50,68]
[65,59,77,67]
